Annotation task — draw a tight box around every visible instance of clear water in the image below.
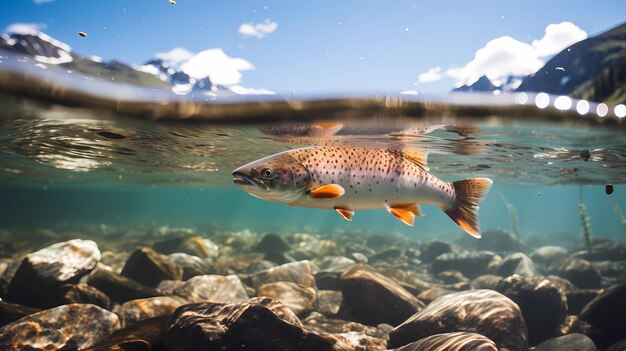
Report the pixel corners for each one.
[0,77,625,248]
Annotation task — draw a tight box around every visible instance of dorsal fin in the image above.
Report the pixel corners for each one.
[402,149,429,171]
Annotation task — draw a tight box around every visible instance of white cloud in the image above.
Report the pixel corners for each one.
[446,36,544,86]
[180,48,254,86]
[443,22,587,87]
[5,23,47,35]
[239,19,278,39]
[33,0,54,4]
[417,66,442,83]
[532,22,587,57]
[230,85,274,95]
[155,47,193,68]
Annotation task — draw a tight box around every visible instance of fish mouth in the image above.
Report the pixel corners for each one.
[232,171,271,192]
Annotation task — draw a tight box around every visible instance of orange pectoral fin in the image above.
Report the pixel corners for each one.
[386,206,416,226]
[309,184,345,199]
[335,207,354,221]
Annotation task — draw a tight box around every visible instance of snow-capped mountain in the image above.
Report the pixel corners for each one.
[0,28,273,96]
[0,29,170,89]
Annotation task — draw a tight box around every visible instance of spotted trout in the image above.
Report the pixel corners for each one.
[232,146,493,238]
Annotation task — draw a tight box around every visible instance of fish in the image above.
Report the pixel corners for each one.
[232,146,493,238]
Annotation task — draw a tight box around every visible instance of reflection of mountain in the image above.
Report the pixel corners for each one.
[450,22,626,104]
[0,31,170,89]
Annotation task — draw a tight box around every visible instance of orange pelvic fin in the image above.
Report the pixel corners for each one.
[334,207,354,221]
[309,184,345,199]
[391,203,424,217]
[386,205,416,226]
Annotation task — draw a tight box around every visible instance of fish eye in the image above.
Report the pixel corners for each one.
[262,168,273,177]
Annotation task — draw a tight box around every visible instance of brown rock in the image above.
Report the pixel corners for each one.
[257,281,317,316]
[0,303,119,351]
[117,296,184,327]
[121,247,183,288]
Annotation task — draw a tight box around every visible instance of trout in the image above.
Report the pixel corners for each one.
[232,146,493,238]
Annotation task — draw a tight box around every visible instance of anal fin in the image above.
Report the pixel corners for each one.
[386,205,416,226]
[335,207,354,221]
[309,184,345,199]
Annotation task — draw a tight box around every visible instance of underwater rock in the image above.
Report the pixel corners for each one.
[380,269,436,296]
[152,235,219,259]
[497,252,538,277]
[575,281,626,348]
[431,251,500,279]
[472,274,502,290]
[0,303,119,351]
[338,264,424,326]
[58,283,111,310]
[257,281,317,317]
[607,340,626,351]
[387,332,498,351]
[567,288,602,315]
[417,287,455,304]
[168,252,211,280]
[366,234,404,251]
[0,301,40,327]
[254,233,292,254]
[249,260,317,289]
[302,312,386,338]
[495,275,567,345]
[88,268,160,304]
[161,297,337,351]
[461,229,525,252]
[121,247,183,288]
[80,316,170,351]
[545,275,576,295]
[369,248,403,263]
[388,289,527,351]
[117,296,183,327]
[173,274,248,303]
[316,290,342,316]
[572,241,626,261]
[296,238,345,257]
[549,257,602,289]
[421,241,460,264]
[530,246,569,266]
[348,252,369,263]
[325,332,388,351]
[99,250,130,273]
[156,279,183,295]
[6,239,100,308]
[264,251,296,264]
[314,256,357,272]
[533,333,597,351]
[316,271,343,290]
[436,270,469,284]
[0,260,20,298]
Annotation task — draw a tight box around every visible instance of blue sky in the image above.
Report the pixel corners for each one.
[1,0,625,95]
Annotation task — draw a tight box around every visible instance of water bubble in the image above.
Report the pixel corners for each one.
[360,57,364,61]
[534,93,549,109]
[614,104,626,118]
[405,27,409,32]
[516,92,528,105]
[554,96,572,110]
[493,90,501,96]
[596,103,608,117]
[576,100,589,115]
[555,67,565,71]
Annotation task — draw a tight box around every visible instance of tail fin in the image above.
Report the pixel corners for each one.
[444,178,493,238]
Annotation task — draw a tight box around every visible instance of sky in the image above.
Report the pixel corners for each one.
[1,0,625,95]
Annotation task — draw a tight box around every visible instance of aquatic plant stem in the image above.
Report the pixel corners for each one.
[612,202,626,232]
[499,193,521,242]
[579,203,592,255]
